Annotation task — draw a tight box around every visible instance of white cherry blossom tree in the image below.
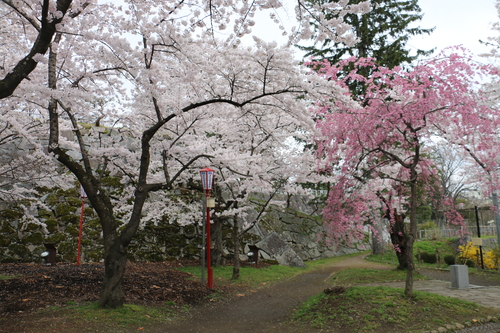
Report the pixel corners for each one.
[1,0,368,307]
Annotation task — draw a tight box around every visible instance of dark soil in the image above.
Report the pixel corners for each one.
[0,260,274,332]
[0,260,213,314]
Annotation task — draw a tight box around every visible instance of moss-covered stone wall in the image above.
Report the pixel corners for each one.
[0,190,362,264]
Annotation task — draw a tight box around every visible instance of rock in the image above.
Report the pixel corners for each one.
[255,232,306,267]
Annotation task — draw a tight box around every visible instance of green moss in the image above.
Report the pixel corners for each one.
[86,248,104,262]
[190,237,202,246]
[0,221,15,234]
[84,219,103,239]
[83,207,96,217]
[65,225,80,237]
[60,214,80,225]
[101,176,122,187]
[163,223,181,234]
[67,197,83,207]
[0,209,23,220]
[22,232,45,245]
[34,186,53,194]
[55,203,76,217]
[46,194,60,206]
[85,230,103,239]
[165,234,187,247]
[184,244,200,257]
[38,209,54,218]
[0,234,16,247]
[135,249,165,262]
[8,243,29,257]
[166,247,181,257]
[23,222,42,232]
[58,241,76,261]
[46,233,67,243]
[44,219,59,233]
[86,218,102,229]
[59,188,79,198]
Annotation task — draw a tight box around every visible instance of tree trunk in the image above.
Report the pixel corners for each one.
[388,209,409,270]
[213,217,224,267]
[371,218,385,255]
[232,214,240,280]
[99,239,128,308]
[404,172,419,297]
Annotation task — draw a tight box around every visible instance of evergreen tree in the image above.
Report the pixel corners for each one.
[299,0,434,68]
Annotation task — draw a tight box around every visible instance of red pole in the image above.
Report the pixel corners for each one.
[206,190,213,288]
[77,198,85,265]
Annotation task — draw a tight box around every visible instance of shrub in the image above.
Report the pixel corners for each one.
[419,251,437,264]
[458,242,500,269]
[443,255,455,266]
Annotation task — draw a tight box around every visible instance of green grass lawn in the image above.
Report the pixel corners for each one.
[286,266,500,333]
[288,284,499,333]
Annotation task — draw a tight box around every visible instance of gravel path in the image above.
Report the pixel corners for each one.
[454,323,500,333]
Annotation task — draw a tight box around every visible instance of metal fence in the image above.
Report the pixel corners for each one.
[418,226,497,239]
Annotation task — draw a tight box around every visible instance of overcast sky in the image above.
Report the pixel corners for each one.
[409,0,498,59]
[247,1,499,62]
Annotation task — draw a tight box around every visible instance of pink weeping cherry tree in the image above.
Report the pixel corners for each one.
[310,48,500,296]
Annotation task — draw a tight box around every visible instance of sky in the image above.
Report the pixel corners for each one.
[409,0,498,60]
[247,0,499,62]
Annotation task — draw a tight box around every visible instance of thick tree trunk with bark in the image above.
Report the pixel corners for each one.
[99,240,128,308]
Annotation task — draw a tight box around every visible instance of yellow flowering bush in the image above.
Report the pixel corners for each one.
[458,242,500,270]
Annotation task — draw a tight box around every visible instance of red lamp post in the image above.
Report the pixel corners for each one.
[200,167,215,289]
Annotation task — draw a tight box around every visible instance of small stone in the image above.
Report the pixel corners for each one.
[455,323,464,329]
[437,327,447,333]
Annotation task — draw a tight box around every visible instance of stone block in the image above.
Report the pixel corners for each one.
[450,265,469,289]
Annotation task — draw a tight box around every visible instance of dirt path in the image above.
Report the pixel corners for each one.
[153,254,392,333]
